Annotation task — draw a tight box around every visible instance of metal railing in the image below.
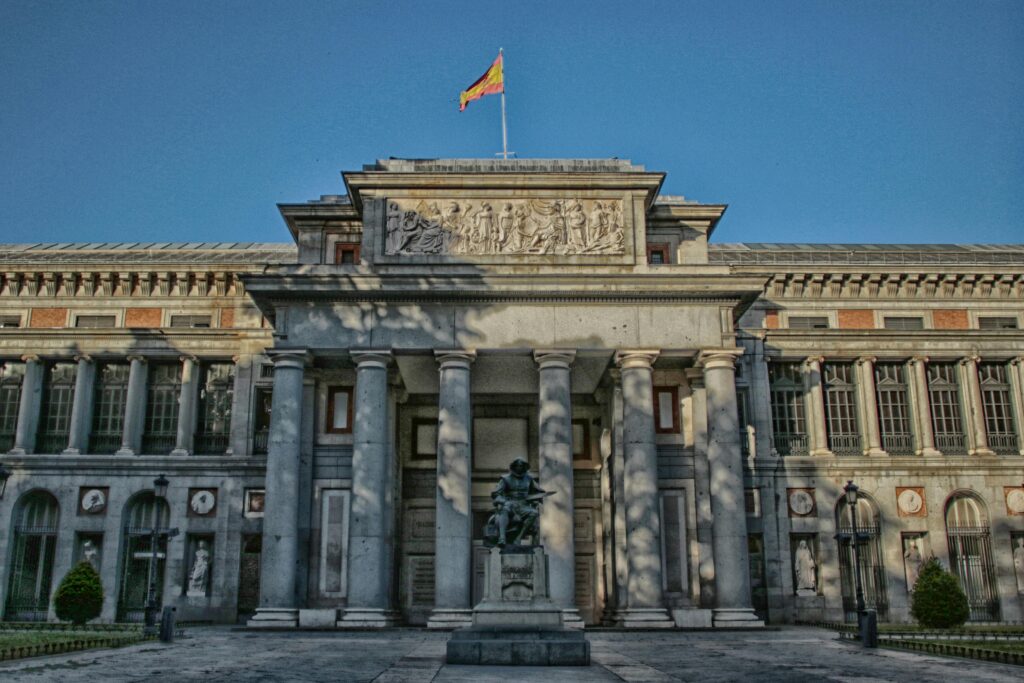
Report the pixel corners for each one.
[88,433,122,454]
[194,433,229,455]
[773,433,808,456]
[829,434,863,456]
[881,434,915,455]
[988,433,1020,455]
[0,431,15,452]
[34,432,68,454]
[253,428,270,455]
[140,434,176,456]
[935,433,967,454]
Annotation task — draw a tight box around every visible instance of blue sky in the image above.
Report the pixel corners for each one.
[1,0,1021,245]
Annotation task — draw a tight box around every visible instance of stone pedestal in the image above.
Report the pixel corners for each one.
[446,547,590,666]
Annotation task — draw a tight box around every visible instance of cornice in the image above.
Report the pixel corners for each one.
[757,271,1024,300]
[0,270,258,298]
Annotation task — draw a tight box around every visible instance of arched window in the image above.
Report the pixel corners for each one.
[5,491,60,621]
[835,495,888,622]
[945,493,999,621]
[117,493,171,622]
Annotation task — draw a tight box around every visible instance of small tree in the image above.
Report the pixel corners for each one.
[910,557,969,629]
[53,561,104,625]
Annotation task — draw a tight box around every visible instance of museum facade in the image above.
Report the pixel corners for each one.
[0,159,1022,628]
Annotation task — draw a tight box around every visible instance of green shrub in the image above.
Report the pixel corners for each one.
[53,561,104,625]
[910,557,969,629]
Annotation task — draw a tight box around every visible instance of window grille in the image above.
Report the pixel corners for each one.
[978,362,1018,454]
[736,388,750,455]
[142,363,182,454]
[836,499,889,622]
[35,362,76,453]
[945,495,999,621]
[823,362,861,454]
[169,315,212,328]
[5,491,59,621]
[118,494,170,623]
[0,315,21,328]
[788,316,830,329]
[195,362,234,454]
[927,363,966,453]
[90,363,129,454]
[74,315,116,328]
[259,363,274,380]
[768,362,807,456]
[874,363,914,454]
[252,387,273,455]
[0,362,24,451]
[978,316,1018,330]
[883,317,924,330]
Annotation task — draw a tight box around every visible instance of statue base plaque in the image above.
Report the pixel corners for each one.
[446,546,590,666]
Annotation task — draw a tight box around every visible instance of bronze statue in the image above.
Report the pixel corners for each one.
[483,458,551,548]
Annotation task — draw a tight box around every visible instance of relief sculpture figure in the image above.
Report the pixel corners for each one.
[795,540,817,594]
[483,458,552,548]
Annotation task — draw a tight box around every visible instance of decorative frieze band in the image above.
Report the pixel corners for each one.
[765,271,1024,300]
[0,270,246,298]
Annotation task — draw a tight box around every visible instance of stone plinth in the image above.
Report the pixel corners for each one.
[445,546,590,666]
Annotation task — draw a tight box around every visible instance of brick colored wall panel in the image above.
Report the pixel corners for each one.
[29,308,68,328]
[220,308,235,328]
[125,308,162,328]
[933,309,969,330]
[764,310,780,329]
[837,309,875,329]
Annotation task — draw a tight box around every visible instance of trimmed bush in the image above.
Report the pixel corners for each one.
[910,557,969,629]
[53,561,104,625]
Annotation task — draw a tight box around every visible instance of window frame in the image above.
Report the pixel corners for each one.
[325,385,354,434]
[653,385,680,434]
[883,316,925,331]
[646,243,670,265]
[334,243,361,265]
[74,314,117,328]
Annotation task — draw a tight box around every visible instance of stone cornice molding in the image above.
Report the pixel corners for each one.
[0,269,252,299]
[756,270,1024,301]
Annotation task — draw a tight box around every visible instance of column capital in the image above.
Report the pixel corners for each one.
[856,355,877,365]
[351,349,392,370]
[959,355,981,367]
[909,355,929,365]
[20,354,40,364]
[179,354,199,364]
[614,350,659,370]
[696,348,743,370]
[267,349,310,369]
[533,349,576,370]
[1009,356,1024,367]
[73,354,93,364]
[434,350,477,370]
[126,354,147,364]
[803,355,825,369]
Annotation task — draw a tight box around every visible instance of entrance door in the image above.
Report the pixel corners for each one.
[5,492,59,621]
[117,494,170,622]
[237,534,261,621]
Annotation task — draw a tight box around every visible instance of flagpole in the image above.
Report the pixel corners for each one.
[499,48,508,159]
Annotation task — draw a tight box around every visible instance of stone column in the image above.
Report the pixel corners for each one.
[428,350,476,629]
[171,356,200,456]
[10,355,43,455]
[534,350,581,626]
[803,357,831,456]
[115,356,147,456]
[856,356,885,456]
[63,355,96,454]
[609,368,630,620]
[615,350,673,628]
[908,357,941,457]
[960,356,994,456]
[698,349,764,627]
[340,350,397,627]
[1007,358,1024,456]
[249,350,307,628]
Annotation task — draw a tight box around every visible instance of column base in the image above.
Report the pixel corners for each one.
[61,447,82,455]
[865,448,887,457]
[7,447,27,455]
[114,447,136,456]
[427,608,473,629]
[561,608,585,630]
[620,608,675,629]
[970,448,996,457]
[170,448,190,456]
[918,447,942,458]
[810,448,833,457]
[670,608,714,628]
[337,608,400,628]
[247,607,299,628]
[712,607,765,628]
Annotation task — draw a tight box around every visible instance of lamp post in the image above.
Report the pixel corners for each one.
[842,480,877,648]
[143,474,178,637]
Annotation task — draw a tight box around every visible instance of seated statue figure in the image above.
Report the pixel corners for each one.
[484,458,551,548]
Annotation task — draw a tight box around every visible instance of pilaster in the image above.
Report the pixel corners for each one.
[856,356,885,456]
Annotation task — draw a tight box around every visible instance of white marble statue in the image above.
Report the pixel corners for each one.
[188,540,211,597]
[904,540,923,590]
[794,540,817,594]
[1014,537,1024,593]
[81,539,99,570]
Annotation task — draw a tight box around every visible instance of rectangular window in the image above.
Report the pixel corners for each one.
[75,315,116,328]
[978,362,1019,454]
[334,243,360,265]
[875,362,914,454]
[646,243,669,265]
[252,387,273,455]
[572,419,591,461]
[927,363,966,454]
[823,362,861,455]
[978,316,1018,330]
[89,362,129,454]
[169,315,212,329]
[788,316,830,329]
[259,363,274,379]
[411,418,437,460]
[736,388,751,456]
[194,362,234,455]
[142,363,182,454]
[653,386,679,433]
[0,362,25,451]
[0,315,22,328]
[326,386,353,434]
[319,490,350,596]
[883,317,924,331]
[36,362,77,453]
[768,362,808,456]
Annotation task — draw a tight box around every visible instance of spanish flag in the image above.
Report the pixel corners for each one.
[459,53,504,111]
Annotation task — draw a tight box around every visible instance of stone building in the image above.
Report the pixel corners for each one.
[0,159,1021,628]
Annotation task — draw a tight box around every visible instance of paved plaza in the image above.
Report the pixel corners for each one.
[0,626,1020,682]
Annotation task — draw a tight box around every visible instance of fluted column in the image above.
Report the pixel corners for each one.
[534,349,580,625]
[428,350,476,629]
[341,350,396,627]
[115,356,147,456]
[856,356,885,456]
[1007,357,1024,455]
[615,350,673,628]
[171,356,200,456]
[960,356,994,456]
[803,357,831,456]
[64,355,96,454]
[698,349,763,627]
[908,357,940,457]
[248,350,307,628]
[10,355,43,455]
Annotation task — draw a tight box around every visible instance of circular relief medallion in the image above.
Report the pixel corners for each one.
[898,489,924,515]
[81,489,107,513]
[190,490,216,516]
[788,490,814,516]
[1007,489,1024,515]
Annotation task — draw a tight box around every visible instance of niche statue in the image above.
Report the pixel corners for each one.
[483,458,552,548]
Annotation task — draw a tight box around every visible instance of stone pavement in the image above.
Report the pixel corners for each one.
[0,626,1020,682]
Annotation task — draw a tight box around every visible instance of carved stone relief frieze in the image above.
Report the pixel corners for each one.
[384,198,626,256]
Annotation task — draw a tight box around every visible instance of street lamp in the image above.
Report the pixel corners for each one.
[841,480,877,648]
[144,474,178,637]
[0,462,11,500]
